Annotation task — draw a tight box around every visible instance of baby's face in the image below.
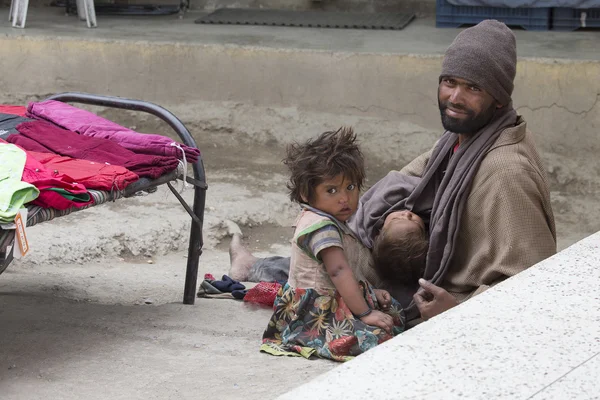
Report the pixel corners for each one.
[382,210,426,235]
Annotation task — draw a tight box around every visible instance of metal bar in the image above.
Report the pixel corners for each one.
[177,175,208,190]
[45,92,207,305]
[166,181,203,228]
[183,184,205,304]
[0,230,15,276]
[122,171,178,198]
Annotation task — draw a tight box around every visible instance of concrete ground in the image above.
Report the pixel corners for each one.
[0,8,599,400]
[0,161,336,400]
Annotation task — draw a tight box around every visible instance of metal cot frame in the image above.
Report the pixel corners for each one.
[0,92,207,305]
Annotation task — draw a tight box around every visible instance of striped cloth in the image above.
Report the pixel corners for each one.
[300,224,342,261]
[26,188,124,227]
[24,169,180,228]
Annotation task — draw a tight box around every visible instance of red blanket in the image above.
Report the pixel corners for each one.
[28,152,139,192]
[9,121,179,179]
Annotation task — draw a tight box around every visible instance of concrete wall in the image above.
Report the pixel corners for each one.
[0,31,597,248]
[1,37,598,161]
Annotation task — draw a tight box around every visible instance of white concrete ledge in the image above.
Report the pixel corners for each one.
[279,232,600,400]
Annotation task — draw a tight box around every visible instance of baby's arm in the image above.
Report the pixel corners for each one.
[320,247,393,333]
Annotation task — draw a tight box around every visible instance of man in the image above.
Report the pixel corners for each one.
[229,20,556,323]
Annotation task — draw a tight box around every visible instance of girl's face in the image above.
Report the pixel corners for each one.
[308,174,359,222]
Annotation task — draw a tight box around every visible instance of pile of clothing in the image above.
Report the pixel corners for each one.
[197,273,284,307]
[0,101,199,224]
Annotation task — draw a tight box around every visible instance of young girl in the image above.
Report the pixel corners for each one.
[260,127,405,362]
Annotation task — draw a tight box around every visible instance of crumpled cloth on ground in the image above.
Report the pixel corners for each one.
[197,274,246,299]
[243,281,283,307]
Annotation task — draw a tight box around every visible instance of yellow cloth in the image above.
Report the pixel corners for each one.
[0,143,39,224]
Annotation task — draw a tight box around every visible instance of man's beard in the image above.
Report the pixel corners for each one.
[439,100,497,135]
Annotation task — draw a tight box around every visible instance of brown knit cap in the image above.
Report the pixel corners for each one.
[440,20,517,106]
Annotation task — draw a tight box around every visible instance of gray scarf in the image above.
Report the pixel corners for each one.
[349,105,518,316]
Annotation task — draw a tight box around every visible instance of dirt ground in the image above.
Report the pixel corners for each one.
[1,110,598,399]
[0,143,334,400]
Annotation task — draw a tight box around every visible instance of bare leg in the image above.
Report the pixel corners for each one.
[225,219,291,283]
[228,233,259,281]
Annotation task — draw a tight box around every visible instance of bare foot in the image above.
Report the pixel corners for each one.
[228,233,258,281]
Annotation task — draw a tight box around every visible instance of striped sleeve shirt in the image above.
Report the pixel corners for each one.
[298,223,343,261]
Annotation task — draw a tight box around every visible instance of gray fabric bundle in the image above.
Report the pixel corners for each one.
[0,113,34,140]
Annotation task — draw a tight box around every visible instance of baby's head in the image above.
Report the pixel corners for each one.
[372,210,429,284]
[284,127,365,222]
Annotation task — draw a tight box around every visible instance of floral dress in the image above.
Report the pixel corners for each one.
[260,207,405,362]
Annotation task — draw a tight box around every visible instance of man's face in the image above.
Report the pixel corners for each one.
[438,76,500,135]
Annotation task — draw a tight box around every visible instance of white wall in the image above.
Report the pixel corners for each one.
[279,232,600,400]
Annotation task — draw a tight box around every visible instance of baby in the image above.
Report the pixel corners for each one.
[372,209,429,285]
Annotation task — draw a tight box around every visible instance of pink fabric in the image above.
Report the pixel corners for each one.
[27,100,199,163]
[20,149,93,211]
[7,133,52,153]
[10,121,179,179]
[29,152,139,192]
[0,105,27,117]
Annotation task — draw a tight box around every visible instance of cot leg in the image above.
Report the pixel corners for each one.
[0,230,15,276]
[182,185,206,305]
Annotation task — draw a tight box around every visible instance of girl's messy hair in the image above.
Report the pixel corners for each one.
[284,127,365,204]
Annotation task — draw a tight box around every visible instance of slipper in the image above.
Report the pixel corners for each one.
[199,280,223,294]
[223,275,246,291]
[197,280,236,299]
[232,289,248,300]
[212,275,246,292]
[197,291,235,299]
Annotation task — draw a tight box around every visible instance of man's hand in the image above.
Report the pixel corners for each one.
[373,289,392,311]
[413,278,458,321]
